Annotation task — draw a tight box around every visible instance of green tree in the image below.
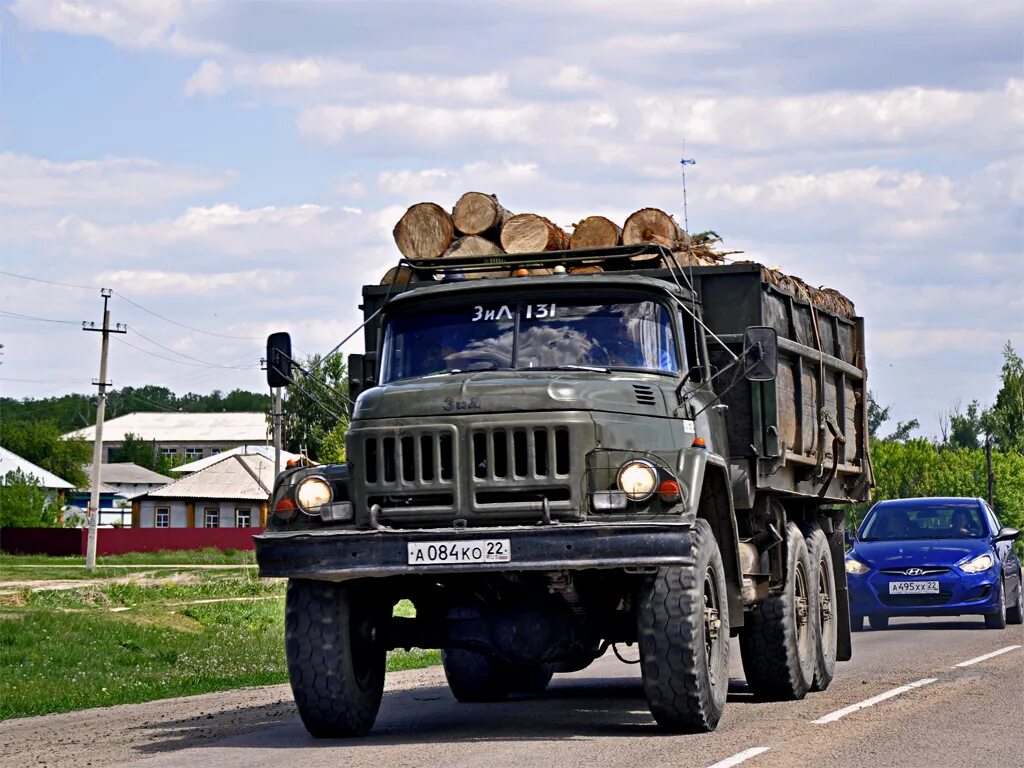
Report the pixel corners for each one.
[984,341,1024,454]
[948,400,984,450]
[282,352,349,462]
[0,470,64,527]
[0,420,90,487]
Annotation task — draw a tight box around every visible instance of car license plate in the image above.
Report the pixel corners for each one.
[408,539,511,565]
[888,580,940,595]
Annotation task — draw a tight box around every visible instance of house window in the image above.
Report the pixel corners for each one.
[155,507,169,528]
[236,508,251,528]
[210,448,221,455]
[184,447,203,459]
[160,447,178,458]
[204,508,220,528]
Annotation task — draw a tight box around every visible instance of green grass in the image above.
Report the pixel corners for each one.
[0,548,257,567]
[0,572,439,720]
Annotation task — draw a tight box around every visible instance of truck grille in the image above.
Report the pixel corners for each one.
[363,429,454,487]
[471,426,570,480]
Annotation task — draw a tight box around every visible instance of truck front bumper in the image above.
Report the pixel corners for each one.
[255,522,696,581]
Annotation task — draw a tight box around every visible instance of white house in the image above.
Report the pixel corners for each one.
[135,452,274,529]
[172,445,300,474]
[67,411,269,465]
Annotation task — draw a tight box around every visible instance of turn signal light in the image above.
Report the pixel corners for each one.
[658,480,682,503]
[513,268,531,277]
[274,498,298,520]
[692,436,706,448]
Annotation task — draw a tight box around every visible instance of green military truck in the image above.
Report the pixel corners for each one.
[256,244,871,737]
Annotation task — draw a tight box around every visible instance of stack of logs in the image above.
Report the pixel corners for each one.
[388,191,854,318]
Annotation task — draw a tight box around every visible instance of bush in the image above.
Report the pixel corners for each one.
[0,471,64,527]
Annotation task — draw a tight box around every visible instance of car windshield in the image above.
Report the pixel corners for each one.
[381,298,680,382]
[860,502,987,541]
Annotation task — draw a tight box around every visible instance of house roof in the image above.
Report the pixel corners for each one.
[66,411,268,443]
[145,453,275,501]
[0,446,76,490]
[97,462,174,484]
[171,445,301,474]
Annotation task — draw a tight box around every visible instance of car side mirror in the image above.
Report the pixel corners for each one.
[995,526,1021,542]
[845,530,856,546]
[743,326,778,382]
[266,332,293,388]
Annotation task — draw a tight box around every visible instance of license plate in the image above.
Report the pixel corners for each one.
[889,580,940,595]
[408,539,511,565]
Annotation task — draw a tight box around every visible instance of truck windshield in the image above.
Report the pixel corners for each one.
[382,298,680,382]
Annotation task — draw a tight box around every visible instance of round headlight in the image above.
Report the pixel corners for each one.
[617,460,658,501]
[295,476,332,512]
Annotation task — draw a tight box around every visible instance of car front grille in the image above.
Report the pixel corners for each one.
[878,591,953,607]
[879,567,950,576]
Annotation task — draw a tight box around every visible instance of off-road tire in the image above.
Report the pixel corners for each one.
[984,579,1008,629]
[739,521,817,701]
[285,579,386,738]
[805,525,838,692]
[442,649,513,702]
[1007,572,1024,625]
[868,614,889,630]
[637,518,730,733]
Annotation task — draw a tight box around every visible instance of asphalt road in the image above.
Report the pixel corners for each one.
[3,616,1021,768]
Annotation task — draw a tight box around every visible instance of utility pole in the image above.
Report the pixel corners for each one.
[985,435,995,506]
[82,289,126,571]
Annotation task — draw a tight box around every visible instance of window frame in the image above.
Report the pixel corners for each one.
[235,508,251,528]
[155,507,170,528]
[204,507,220,529]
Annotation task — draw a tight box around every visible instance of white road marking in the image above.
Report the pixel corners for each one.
[706,747,770,768]
[810,678,937,724]
[953,644,1021,668]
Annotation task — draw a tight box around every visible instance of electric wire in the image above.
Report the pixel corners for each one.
[114,291,262,340]
[0,310,80,325]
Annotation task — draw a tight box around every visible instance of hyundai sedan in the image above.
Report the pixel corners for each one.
[846,497,1022,630]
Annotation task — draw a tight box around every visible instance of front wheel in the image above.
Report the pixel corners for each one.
[637,518,730,733]
[285,579,386,738]
[1007,573,1024,625]
[984,579,1008,629]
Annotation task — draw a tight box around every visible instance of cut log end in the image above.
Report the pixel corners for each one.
[501,214,570,253]
[622,207,685,255]
[393,202,455,260]
[570,216,622,250]
[452,192,512,236]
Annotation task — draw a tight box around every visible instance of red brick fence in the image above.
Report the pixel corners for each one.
[0,527,262,556]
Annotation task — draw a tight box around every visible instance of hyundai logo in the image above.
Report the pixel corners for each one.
[905,567,925,576]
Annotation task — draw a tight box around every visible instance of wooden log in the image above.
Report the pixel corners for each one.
[570,216,621,250]
[379,265,421,286]
[622,208,685,258]
[452,192,512,236]
[568,264,604,275]
[500,213,570,253]
[393,202,454,259]
[444,235,506,279]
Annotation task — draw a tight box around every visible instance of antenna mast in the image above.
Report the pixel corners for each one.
[680,146,696,233]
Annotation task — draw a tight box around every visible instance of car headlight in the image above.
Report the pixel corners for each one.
[960,553,995,574]
[616,460,658,501]
[295,476,332,512]
[845,557,870,575]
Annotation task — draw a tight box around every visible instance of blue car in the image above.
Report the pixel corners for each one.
[846,497,1023,630]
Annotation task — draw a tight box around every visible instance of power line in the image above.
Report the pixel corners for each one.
[114,336,259,370]
[128,326,260,370]
[0,269,98,291]
[0,310,81,325]
[114,291,263,340]
[0,376,89,384]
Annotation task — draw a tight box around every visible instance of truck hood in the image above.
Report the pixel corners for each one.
[353,371,672,419]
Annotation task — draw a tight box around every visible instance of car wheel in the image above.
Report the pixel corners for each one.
[984,578,1008,629]
[868,614,889,630]
[442,649,513,702]
[850,614,865,632]
[1007,573,1024,626]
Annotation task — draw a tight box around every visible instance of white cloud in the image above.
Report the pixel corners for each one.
[184,59,225,96]
[0,154,234,209]
[98,268,296,295]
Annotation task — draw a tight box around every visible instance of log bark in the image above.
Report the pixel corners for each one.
[393,202,454,259]
[570,216,622,250]
[500,214,570,253]
[452,192,512,236]
[379,265,421,286]
[622,208,686,256]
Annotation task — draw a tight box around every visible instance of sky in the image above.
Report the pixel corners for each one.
[0,0,1021,437]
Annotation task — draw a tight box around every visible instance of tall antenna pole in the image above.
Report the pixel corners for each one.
[680,149,696,233]
[82,289,127,571]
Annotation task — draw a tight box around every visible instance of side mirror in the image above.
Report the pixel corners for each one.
[995,526,1021,542]
[845,530,856,546]
[743,326,778,382]
[266,332,293,388]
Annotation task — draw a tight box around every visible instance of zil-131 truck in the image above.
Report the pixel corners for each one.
[256,243,871,737]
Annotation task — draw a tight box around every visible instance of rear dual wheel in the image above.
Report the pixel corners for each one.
[739,522,818,700]
[805,525,838,691]
[442,650,553,702]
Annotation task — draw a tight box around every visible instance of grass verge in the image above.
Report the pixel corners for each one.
[0,573,439,720]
